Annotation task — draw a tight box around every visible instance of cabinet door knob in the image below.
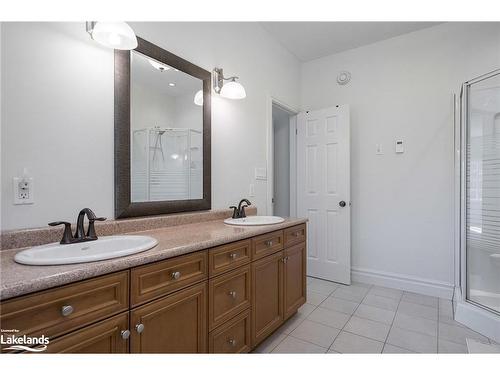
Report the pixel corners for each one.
[228,338,236,347]
[292,232,300,237]
[61,305,74,317]
[228,291,237,299]
[265,240,273,247]
[229,253,237,260]
[171,271,181,280]
[135,323,145,334]
[121,330,131,340]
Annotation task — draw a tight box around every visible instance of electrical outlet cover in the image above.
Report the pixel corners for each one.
[13,177,34,205]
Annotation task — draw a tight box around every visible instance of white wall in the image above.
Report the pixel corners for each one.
[1,22,300,230]
[301,22,500,291]
[131,83,176,130]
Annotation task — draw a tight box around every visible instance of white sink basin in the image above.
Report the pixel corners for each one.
[224,216,285,226]
[14,235,158,266]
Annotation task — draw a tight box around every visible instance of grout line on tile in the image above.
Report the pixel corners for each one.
[381,285,403,352]
[326,283,375,352]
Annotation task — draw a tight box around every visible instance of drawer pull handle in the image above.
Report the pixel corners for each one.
[61,305,74,317]
[265,240,273,247]
[229,253,238,260]
[228,291,237,299]
[171,271,181,280]
[282,256,289,264]
[292,232,300,237]
[228,338,237,347]
[121,330,131,340]
[135,323,145,334]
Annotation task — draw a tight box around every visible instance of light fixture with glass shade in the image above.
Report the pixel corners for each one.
[194,90,203,106]
[86,22,138,50]
[212,68,246,99]
[149,59,170,72]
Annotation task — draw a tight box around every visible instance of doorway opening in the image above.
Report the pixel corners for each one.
[268,99,298,217]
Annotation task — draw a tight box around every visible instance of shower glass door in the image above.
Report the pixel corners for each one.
[464,70,500,314]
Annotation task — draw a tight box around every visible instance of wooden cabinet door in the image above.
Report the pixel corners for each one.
[283,243,307,320]
[130,282,207,353]
[251,250,284,347]
[45,313,129,353]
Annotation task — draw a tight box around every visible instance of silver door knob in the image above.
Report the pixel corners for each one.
[61,305,74,317]
[229,253,237,260]
[265,240,273,247]
[121,330,131,340]
[228,338,236,347]
[171,271,181,280]
[135,323,145,334]
[228,291,237,299]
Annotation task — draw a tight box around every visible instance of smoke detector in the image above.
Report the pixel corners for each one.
[337,71,351,85]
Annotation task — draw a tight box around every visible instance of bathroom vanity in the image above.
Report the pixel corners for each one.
[0,218,306,353]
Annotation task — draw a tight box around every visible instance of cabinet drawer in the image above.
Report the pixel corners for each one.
[44,312,129,353]
[284,224,306,247]
[209,265,251,330]
[0,271,129,340]
[251,230,284,260]
[131,250,208,307]
[209,239,251,277]
[209,309,251,353]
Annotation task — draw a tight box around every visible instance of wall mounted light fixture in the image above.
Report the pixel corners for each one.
[212,68,246,99]
[86,22,138,50]
[194,90,203,106]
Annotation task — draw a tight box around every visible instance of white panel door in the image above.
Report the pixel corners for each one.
[297,105,350,284]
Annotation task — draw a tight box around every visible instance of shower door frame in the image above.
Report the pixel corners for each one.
[459,68,500,317]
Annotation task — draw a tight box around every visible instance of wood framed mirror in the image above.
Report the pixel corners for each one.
[115,37,211,218]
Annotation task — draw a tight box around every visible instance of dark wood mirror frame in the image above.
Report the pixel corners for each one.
[114,37,211,219]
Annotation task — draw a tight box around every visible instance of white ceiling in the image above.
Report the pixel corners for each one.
[260,22,441,62]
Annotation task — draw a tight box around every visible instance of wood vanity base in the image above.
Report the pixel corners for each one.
[0,224,306,354]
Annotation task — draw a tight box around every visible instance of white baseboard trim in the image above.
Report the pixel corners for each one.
[454,287,500,343]
[351,267,455,300]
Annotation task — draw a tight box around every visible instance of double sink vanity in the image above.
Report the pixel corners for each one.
[0,211,307,353]
[1,29,308,354]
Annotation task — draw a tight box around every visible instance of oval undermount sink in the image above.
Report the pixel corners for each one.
[14,235,158,266]
[224,216,285,226]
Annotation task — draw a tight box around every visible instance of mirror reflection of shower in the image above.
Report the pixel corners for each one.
[132,127,203,202]
[130,48,204,203]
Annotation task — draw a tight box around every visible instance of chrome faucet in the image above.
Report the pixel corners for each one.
[229,199,252,219]
[49,208,106,244]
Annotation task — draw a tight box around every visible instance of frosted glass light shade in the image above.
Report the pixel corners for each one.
[194,90,203,106]
[220,81,246,99]
[149,59,170,72]
[91,22,138,50]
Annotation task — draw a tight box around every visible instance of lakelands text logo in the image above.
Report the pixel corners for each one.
[1,329,49,352]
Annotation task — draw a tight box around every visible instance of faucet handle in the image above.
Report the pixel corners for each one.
[48,221,74,244]
[229,206,239,219]
[86,217,106,239]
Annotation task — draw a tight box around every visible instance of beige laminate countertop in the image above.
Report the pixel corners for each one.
[0,217,306,301]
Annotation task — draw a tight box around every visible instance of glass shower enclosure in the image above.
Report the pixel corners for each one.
[460,69,500,317]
